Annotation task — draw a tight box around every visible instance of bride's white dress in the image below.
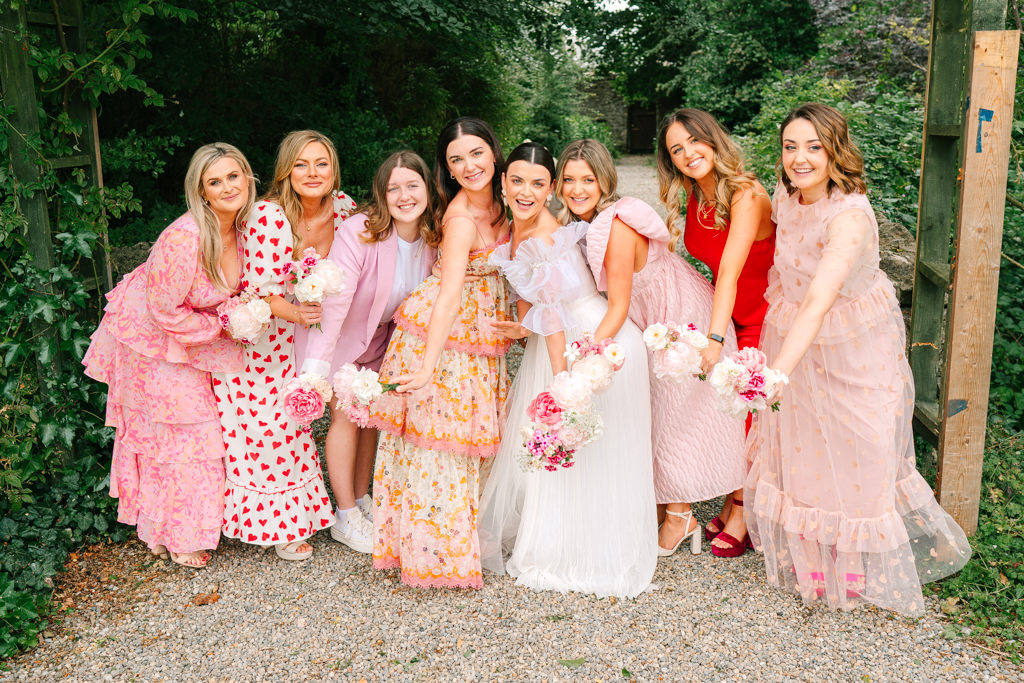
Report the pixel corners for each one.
[479,222,657,599]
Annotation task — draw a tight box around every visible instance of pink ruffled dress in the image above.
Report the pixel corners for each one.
[82,213,244,554]
[367,237,511,589]
[586,197,746,503]
[745,185,971,615]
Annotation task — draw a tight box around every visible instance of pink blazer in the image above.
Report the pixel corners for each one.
[301,213,436,377]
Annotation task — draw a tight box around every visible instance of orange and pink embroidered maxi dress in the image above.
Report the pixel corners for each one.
[83,214,244,554]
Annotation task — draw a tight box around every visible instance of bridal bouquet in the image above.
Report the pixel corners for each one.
[216,286,272,345]
[280,248,346,327]
[282,373,333,431]
[708,347,788,419]
[564,333,625,392]
[332,363,398,427]
[519,372,604,472]
[642,321,709,381]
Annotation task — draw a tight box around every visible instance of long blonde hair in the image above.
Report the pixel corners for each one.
[262,130,341,253]
[184,142,256,292]
[554,139,621,224]
[656,109,758,248]
[778,103,866,196]
[359,150,441,248]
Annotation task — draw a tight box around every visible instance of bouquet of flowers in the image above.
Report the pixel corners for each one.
[332,363,398,427]
[519,334,625,472]
[216,286,272,345]
[642,321,709,381]
[519,372,604,472]
[708,347,789,419]
[282,373,333,431]
[280,248,346,329]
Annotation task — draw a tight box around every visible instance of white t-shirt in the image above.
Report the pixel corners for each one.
[381,236,424,324]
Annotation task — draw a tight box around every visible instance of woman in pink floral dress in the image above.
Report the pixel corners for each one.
[745,103,970,614]
[214,130,357,561]
[367,117,510,588]
[83,143,254,568]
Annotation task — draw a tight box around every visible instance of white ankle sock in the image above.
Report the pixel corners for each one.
[355,496,366,508]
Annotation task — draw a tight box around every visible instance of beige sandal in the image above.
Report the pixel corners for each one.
[169,551,211,569]
[274,541,313,561]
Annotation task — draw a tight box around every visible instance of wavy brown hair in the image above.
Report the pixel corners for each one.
[554,139,621,224]
[184,142,256,292]
[262,130,340,254]
[656,109,758,248]
[359,150,441,248]
[433,117,505,225]
[777,102,867,196]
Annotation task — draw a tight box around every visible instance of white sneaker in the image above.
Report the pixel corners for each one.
[330,507,373,554]
[356,496,373,520]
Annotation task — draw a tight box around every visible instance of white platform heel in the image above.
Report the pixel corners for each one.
[657,509,701,556]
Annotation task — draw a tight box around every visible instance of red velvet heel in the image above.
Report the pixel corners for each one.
[710,498,750,558]
[704,515,725,541]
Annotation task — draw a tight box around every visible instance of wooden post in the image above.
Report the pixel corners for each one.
[936,30,1019,534]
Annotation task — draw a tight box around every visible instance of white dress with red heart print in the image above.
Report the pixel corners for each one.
[214,192,356,546]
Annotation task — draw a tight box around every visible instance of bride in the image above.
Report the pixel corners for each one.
[479,142,658,599]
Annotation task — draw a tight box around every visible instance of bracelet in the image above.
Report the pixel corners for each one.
[708,333,725,344]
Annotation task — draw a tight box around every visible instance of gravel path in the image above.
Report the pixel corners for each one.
[4,158,1016,682]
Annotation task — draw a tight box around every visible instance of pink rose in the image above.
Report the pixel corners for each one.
[283,383,326,426]
[527,391,564,427]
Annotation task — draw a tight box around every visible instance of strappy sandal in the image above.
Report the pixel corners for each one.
[169,551,211,569]
[274,541,313,561]
[704,515,726,541]
[711,498,752,558]
[657,509,701,556]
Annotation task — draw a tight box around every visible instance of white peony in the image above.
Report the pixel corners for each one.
[227,303,265,343]
[332,363,359,397]
[679,328,709,350]
[548,371,592,413]
[709,357,745,395]
[571,354,614,393]
[313,260,346,296]
[294,272,327,303]
[602,342,625,369]
[642,323,670,350]
[351,367,385,404]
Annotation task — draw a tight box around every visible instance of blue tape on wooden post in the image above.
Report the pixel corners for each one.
[977,108,994,152]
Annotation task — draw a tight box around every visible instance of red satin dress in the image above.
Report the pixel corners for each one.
[682,194,775,352]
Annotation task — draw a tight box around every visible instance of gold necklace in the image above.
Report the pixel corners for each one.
[697,201,715,224]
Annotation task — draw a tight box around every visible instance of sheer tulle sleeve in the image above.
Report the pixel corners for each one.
[244,201,291,297]
[493,223,589,335]
[145,222,222,346]
[808,209,874,299]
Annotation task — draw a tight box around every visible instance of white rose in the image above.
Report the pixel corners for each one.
[228,304,264,342]
[294,272,327,303]
[548,371,592,413]
[351,368,385,404]
[313,260,346,296]
[642,323,670,350]
[602,342,625,369]
[571,355,614,393]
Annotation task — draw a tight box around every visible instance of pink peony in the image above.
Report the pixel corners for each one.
[283,381,326,427]
[527,392,564,427]
[734,346,768,373]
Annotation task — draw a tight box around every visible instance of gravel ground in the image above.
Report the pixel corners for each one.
[5,158,1017,682]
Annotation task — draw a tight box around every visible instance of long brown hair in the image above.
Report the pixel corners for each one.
[262,130,340,253]
[184,142,256,292]
[433,117,505,224]
[656,108,758,248]
[359,150,441,248]
[777,103,866,196]
[554,139,621,224]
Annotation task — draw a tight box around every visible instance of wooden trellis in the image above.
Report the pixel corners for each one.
[910,0,1019,534]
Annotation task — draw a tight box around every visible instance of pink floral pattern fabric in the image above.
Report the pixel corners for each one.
[368,241,511,589]
[214,193,355,545]
[744,186,971,615]
[82,213,244,554]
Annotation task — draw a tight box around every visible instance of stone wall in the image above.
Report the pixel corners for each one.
[582,78,628,153]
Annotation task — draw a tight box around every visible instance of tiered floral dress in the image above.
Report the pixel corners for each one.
[479,223,657,598]
[745,186,971,615]
[585,197,746,504]
[214,192,355,546]
[367,238,511,589]
[83,214,244,553]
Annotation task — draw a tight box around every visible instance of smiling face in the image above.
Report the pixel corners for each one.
[781,117,830,202]
[201,156,249,223]
[560,159,602,222]
[446,134,495,192]
[290,141,333,201]
[503,159,552,224]
[665,121,716,185]
[385,165,429,230]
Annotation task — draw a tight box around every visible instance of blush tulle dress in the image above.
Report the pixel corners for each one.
[744,185,971,615]
[586,198,746,504]
[479,222,657,599]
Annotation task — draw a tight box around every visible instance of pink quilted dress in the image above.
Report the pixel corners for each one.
[745,185,971,615]
[586,197,746,504]
[82,214,244,554]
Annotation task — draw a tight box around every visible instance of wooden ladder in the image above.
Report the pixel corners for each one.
[910,0,1018,533]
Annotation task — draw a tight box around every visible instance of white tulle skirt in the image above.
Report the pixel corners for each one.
[479,293,658,599]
